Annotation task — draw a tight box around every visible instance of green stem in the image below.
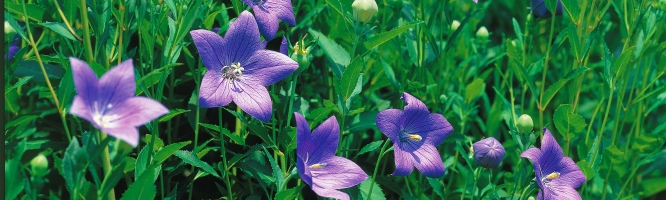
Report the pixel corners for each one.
[472,168,481,200]
[538,11,557,129]
[219,108,234,199]
[96,130,116,200]
[367,140,391,197]
[80,0,95,62]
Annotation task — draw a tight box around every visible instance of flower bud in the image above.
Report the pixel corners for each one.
[476,26,489,43]
[516,114,534,133]
[352,0,378,24]
[30,154,49,177]
[527,197,536,200]
[5,21,16,36]
[291,34,313,74]
[450,20,461,31]
[472,137,506,169]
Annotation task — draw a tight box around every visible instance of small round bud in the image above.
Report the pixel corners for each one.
[526,14,533,24]
[476,26,489,42]
[450,20,461,31]
[439,94,448,103]
[527,197,536,200]
[472,137,506,169]
[30,154,49,176]
[352,0,378,24]
[516,114,534,133]
[5,21,16,36]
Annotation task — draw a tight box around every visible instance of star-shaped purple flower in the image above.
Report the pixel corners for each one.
[69,58,169,147]
[376,92,454,178]
[241,0,296,40]
[520,128,586,200]
[473,137,506,169]
[295,113,368,200]
[190,11,298,122]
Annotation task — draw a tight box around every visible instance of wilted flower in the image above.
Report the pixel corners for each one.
[241,0,296,40]
[190,11,298,122]
[376,92,454,178]
[352,0,378,24]
[69,58,169,147]
[295,113,368,200]
[517,114,534,133]
[520,128,586,200]
[473,137,505,169]
[531,0,564,18]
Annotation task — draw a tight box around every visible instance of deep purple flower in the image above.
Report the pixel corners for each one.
[190,11,298,122]
[69,58,169,147]
[295,113,368,200]
[473,137,506,169]
[520,128,586,200]
[376,92,454,178]
[531,0,564,18]
[241,0,296,40]
[6,34,21,59]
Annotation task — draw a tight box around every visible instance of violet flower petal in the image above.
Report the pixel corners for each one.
[242,0,295,40]
[411,144,445,177]
[199,72,233,107]
[98,59,136,107]
[190,30,225,71]
[70,58,99,106]
[69,96,94,123]
[392,144,415,176]
[230,81,273,122]
[221,11,261,64]
[105,97,169,128]
[311,156,368,200]
[376,108,404,141]
[243,50,298,86]
[279,36,289,55]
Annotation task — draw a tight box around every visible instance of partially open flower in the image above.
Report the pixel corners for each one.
[352,0,378,24]
[473,137,505,169]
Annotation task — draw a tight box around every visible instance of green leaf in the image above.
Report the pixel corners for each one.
[308,29,350,78]
[560,0,581,23]
[135,145,151,178]
[553,104,586,140]
[512,18,523,42]
[40,22,77,41]
[5,2,45,22]
[153,141,192,166]
[359,178,386,200]
[613,46,635,77]
[340,58,364,101]
[158,109,189,122]
[544,0,558,15]
[305,107,335,127]
[541,79,569,108]
[576,160,595,180]
[203,11,221,30]
[427,177,445,199]
[465,78,485,103]
[58,68,75,109]
[5,11,28,41]
[599,145,627,182]
[568,27,583,60]
[174,150,220,178]
[355,140,383,158]
[5,76,33,95]
[262,147,285,191]
[13,60,64,81]
[275,185,304,200]
[5,139,27,200]
[120,167,156,200]
[632,85,666,104]
[641,178,666,197]
[199,123,245,145]
[361,21,423,56]
[380,59,400,90]
[631,133,664,153]
[63,139,87,198]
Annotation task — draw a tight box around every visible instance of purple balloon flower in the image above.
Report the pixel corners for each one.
[241,0,296,40]
[520,128,586,200]
[473,137,506,169]
[376,92,454,178]
[69,58,169,147]
[295,113,368,200]
[190,11,298,122]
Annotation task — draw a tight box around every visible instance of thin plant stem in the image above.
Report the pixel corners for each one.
[96,130,116,200]
[219,108,234,199]
[22,0,71,142]
[367,140,390,197]
[80,0,95,62]
[538,11,557,130]
[472,167,481,200]
[52,0,83,41]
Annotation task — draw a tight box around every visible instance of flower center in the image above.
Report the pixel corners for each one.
[309,162,327,169]
[91,102,117,128]
[399,130,422,142]
[541,171,560,183]
[221,62,244,82]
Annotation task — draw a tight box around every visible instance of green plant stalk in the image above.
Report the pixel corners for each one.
[590,84,614,166]
[471,167,482,200]
[538,12,557,129]
[490,170,499,199]
[219,108,234,199]
[52,0,83,41]
[80,0,95,63]
[367,140,390,197]
[585,97,605,143]
[96,130,116,200]
[22,0,72,142]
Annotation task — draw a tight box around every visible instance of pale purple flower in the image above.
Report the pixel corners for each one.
[376,92,454,178]
[241,0,296,40]
[520,128,586,200]
[473,137,505,169]
[69,58,169,147]
[190,11,297,122]
[295,113,368,200]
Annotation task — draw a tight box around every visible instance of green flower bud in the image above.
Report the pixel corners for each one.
[291,34,313,74]
[5,21,16,41]
[30,154,49,177]
[476,26,489,43]
[517,114,534,133]
[352,0,378,24]
[450,20,461,31]
[527,197,536,200]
